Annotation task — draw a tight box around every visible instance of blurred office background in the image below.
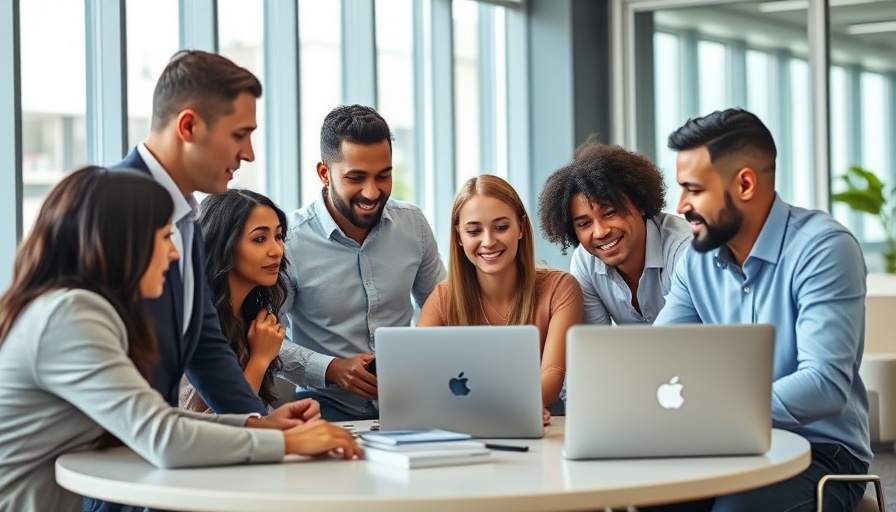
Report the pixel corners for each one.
[1,0,895,290]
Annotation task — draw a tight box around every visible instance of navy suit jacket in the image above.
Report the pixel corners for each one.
[116,148,267,414]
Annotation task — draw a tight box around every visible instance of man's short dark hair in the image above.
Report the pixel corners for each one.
[320,105,393,165]
[151,50,262,131]
[538,139,666,254]
[667,108,777,173]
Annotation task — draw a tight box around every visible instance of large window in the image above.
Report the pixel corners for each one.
[298,0,342,207]
[453,0,511,189]
[219,0,267,194]
[20,0,86,235]
[649,2,812,209]
[453,0,480,188]
[2,0,532,291]
[126,0,178,150]
[828,1,896,270]
[376,0,416,202]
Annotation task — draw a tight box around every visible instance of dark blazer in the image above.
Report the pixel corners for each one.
[116,148,267,414]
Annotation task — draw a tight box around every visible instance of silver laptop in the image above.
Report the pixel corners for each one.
[375,325,544,438]
[563,324,774,459]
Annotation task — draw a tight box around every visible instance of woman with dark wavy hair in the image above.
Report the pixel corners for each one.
[180,189,289,411]
[0,168,360,511]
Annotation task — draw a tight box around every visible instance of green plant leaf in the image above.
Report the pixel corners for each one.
[831,190,882,214]
[832,165,887,214]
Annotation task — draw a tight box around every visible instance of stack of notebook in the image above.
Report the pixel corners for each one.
[360,429,492,469]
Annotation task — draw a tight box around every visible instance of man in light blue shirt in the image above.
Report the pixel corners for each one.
[278,105,446,421]
[648,108,870,512]
[538,139,691,325]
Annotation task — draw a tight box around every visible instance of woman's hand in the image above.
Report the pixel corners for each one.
[246,399,322,430]
[283,419,363,460]
[543,407,552,426]
[247,308,285,365]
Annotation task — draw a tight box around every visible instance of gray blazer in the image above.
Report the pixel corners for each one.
[0,290,284,512]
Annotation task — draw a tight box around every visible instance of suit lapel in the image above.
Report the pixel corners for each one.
[168,255,185,337]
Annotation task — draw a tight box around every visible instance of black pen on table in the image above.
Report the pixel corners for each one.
[485,443,529,452]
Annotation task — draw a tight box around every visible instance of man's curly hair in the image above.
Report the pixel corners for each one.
[538,139,666,254]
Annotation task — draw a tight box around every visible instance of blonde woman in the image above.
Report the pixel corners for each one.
[417,175,583,424]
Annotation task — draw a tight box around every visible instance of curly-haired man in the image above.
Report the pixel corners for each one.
[538,139,690,325]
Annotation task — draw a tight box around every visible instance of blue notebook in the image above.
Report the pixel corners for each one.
[359,429,471,445]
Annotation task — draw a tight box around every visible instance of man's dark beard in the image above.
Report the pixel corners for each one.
[685,192,743,253]
[327,183,386,229]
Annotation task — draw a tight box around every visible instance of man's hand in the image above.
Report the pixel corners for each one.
[283,419,363,460]
[543,407,551,426]
[325,354,378,399]
[245,399,322,430]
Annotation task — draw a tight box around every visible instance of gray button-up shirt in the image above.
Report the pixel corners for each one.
[278,194,446,416]
[570,212,691,325]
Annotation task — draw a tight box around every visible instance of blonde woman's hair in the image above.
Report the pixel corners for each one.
[445,175,537,326]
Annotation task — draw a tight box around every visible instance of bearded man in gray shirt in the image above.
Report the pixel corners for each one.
[277,105,446,421]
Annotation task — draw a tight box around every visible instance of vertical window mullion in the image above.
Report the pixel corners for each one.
[678,29,699,122]
[477,3,496,175]
[85,0,127,166]
[0,0,21,290]
[263,1,301,212]
[845,65,864,240]
[341,0,377,107]
[179,0,217,51]
[414,0,455,254]
[728,40,746,107]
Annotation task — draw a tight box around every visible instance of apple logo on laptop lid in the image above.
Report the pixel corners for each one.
[449,372,471,396]
[656,376,684,409]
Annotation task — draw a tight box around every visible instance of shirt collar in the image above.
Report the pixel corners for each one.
[592,217,664,275]
[311,189,393,240]
[644,217,664,269]
[714,193,788,267]
[137,143,198,223]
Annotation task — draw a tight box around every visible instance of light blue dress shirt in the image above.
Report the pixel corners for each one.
[655,194,871,464]
[570,212,691,325]
[278,194,446,416]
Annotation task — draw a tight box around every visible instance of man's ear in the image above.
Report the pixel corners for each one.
[316,162,330,186]
[175,110,200,142]
[733,167,758,202]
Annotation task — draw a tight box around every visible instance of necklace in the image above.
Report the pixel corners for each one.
[480,298,511,325]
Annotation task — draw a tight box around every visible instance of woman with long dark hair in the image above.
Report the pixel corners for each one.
[0,167,360,511]
[181,189,290,410]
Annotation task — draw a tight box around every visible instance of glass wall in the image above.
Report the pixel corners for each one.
[453,0,480,188]
[219,0,266,194]
[20,0,86,235]
[376,0,416,202]
[0,0,533,287]
[126,0,178,150]
[828,0,896,269]
[648,1,812,210]
[298,0,342,207]
[452,0,510,187]
[633,0,896,270]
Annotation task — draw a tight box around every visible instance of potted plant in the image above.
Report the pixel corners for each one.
[831,165,896,273]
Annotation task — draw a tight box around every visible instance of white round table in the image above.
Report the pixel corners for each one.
[56,418,810,512]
